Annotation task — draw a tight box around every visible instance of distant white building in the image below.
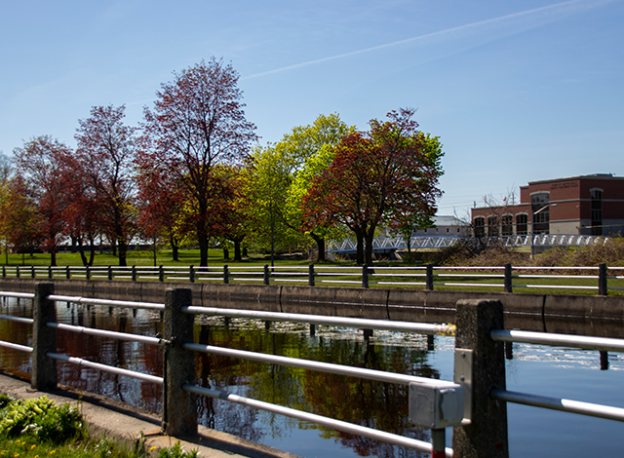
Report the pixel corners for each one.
[412,215,469,236]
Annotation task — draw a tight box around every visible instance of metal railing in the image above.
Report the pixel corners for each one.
[2,286,624,457]
[1,263,623,295]
[0,287,460,458]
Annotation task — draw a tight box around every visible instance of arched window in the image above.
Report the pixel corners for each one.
[501,215,513,236]
[591,189,603,235]
[487,215,499,237]
[531,192,549,234]
[516,214,528,235]
[474,217,485,238]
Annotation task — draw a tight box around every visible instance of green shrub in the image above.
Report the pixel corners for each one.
[0,395,84,444]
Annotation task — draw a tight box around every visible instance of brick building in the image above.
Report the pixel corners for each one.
[471,174,624,237]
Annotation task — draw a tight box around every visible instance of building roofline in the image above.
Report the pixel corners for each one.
[527,174,622,185]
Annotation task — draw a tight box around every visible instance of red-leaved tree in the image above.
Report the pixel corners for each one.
[302,109,444,265]
[142,58,257,266]
[13,136,73,265]
[75,105,137,266]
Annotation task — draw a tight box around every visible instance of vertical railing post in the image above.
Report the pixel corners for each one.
[66,266,70,279]
[223,265,229,284]
[108,265,113,281]
[16,266,20,278]
[132,265,137,282]
[426,264,434,291]
[32,282,57,391]
[85,265,90,280]
[189,265,195,283]
[31,266,35,279]
[453,299,508,458]
[2,266,5,278]
[48,266,52,279]
[308,264,315,287]
[504,264,513,293]
[163,288,197,436]
[159,265,164,282]
[263,264,270,285]
[598,263,607,296]
[362,265,369,289]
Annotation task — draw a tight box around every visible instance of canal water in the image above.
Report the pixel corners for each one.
[0,297,623,457]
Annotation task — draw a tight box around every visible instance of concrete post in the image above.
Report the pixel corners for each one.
[163,288,197,437]
[504,264,513,293]
[426,264,434,291]
[223,265,229,284]
[32,282,57,391]
[598,263,607,296]
[453,299,508,458]
[308,264,315,287]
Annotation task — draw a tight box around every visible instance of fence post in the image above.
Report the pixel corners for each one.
[426,264,434,291]
[263,264,270,285]
[504,264,513,293]
[31,266,35,279]
[453,299,508,458]
[86,265,90,280]
[108,265,113,281]
[308,264,315,287]
[362,265,369,289]
[163,288,197,436]
[48,266,52,279]
[132,265,137,282]
[223,265,229,284]
[598,263,607,296]
[1,266,5,278]
[66,266,70,279]
[189,265,194,283]
[16,266,20,278]
[159,265,164,282]
[32,282,57,391]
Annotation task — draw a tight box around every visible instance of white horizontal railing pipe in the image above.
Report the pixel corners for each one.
[0,314,34,325]
[181,305,456,336]
[46,322,165,345]
[491,389,624,423]
[183,383,452,458]
[491,329,624,352]
[184,342,458,388]
[0,340,32,353]
[47,352,163,385]
[0,291,35,299]
[47,295,164,310]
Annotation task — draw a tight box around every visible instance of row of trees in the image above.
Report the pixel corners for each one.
[0,58,444,267]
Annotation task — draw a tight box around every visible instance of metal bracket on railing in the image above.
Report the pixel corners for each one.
[453,348,473,424]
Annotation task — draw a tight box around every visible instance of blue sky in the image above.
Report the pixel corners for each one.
[1,0,622,217]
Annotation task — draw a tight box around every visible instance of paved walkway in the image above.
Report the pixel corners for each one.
[0,372,300,458]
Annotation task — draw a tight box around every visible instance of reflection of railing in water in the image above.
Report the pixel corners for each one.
[1,286,624,457]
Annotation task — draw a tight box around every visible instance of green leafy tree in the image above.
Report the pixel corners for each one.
[303,109,444,265]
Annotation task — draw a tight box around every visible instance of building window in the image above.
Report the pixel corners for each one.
[591,189,603,235]
[531,193,550,234]
[501,215,513,236]
[474,217,485,238]
[516,214,528,235]
[487,215,499,237]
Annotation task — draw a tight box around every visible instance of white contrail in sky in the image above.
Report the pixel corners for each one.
[242,0,615,80]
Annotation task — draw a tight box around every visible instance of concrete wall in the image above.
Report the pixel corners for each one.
[1,278,623,336]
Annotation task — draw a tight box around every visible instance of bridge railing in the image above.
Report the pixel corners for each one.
[2,286,624,456]
[2,263,624,295]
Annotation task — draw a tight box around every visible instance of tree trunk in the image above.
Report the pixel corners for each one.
[170,235,179,262]
[365,231,375,266]
[234,240,242,262]
[310,232,326,262]
[88,237,96,266]
[50,248,57,267]
[198,235,208,267]
[78,240,88,266]
[356,231,364,265]
[223,247,229,260]
[118,238,128,267]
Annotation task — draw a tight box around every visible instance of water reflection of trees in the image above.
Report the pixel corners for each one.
[193,321,437,457]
